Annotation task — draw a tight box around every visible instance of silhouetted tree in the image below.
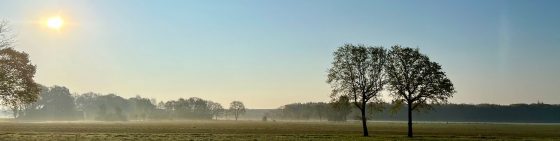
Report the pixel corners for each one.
[385,45,455,137]
[0,21,40,118]
[229,101,246,120]
[327,44,387,136]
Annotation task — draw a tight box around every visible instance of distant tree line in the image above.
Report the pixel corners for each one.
[5,85,559,123]
[158,97,224,120]
[268,96,357,121]
[377,103,560,123]
[271,102,560,123]
[12,85,246,121]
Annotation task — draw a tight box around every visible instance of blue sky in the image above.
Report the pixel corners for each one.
[1,0,559,108]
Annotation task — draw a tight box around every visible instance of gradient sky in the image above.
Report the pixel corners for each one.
[0,0,559,108]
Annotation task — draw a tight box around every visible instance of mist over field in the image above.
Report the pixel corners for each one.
[1,85,559,123]
[1,0,560,140]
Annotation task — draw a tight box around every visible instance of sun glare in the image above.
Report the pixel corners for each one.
[47,16,64,29]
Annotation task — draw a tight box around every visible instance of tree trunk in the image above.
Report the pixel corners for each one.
[407,102,413,138]
[361,107,369,136]
[12,108,17,119]
[235,110,238,120]
[11,106,18,119]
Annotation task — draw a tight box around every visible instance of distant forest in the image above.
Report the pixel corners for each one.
[273,102,560,123]
[8,85,230,121]
[2,85,559,123]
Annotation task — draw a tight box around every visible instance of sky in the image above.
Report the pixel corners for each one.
[0,0,559,108]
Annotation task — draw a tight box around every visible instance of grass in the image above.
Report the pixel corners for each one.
[0,120,558,140]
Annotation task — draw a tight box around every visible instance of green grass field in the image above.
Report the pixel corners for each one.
[0,120,558,141]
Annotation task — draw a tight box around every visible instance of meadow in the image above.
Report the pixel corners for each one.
[0,120,558,141]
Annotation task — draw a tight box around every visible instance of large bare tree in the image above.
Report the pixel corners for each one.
[327,44,387,136]
[0,21,40,118]
[385,45,455,137]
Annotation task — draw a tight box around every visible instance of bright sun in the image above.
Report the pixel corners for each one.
[47,16,64,29]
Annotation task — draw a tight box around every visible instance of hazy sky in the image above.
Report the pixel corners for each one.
[1,0,559,108]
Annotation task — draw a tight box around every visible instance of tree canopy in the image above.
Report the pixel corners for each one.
[0,21,40,118]
[327,44,387,136]
[229,101,246,120]
[385,45,455,137]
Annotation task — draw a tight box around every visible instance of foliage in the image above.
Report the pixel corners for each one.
[0,21,40,118]
[19,86,80,120]
[327,44,387,136]
[385,45,455,137]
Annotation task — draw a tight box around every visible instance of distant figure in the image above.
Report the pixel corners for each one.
[262,116,267,122]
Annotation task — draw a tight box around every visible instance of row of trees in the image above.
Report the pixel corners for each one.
[270,96,379,121]
[376,102,560,123]
[327,44,455,137]
[271,102,560,123]
[270,102,347,121]
[12,85,247,121]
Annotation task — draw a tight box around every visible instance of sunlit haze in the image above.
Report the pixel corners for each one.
[0,0,559,108]
[46,16,63,29]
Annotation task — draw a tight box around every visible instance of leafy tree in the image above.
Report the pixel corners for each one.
[327,44,387,136]
[385,45,455,137]
[20,86,78,120]
[229,101,246,120]
[0,21,40,118]
[42,86,77,119]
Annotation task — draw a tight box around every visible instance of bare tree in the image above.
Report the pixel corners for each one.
[209,102,224,120]
[327,44,387,136]
[0,20,15,49]
[385,45,455,137]
[229,101,246,121]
